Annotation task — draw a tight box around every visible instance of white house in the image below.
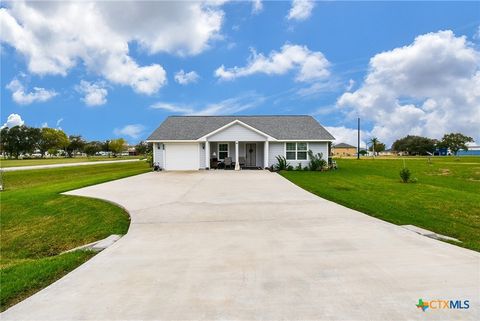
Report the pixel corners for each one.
[146,115,335,171]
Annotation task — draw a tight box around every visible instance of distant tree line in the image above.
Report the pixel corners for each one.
[0,125,151,159]
[364,132,474,156]
[391,133,473,155]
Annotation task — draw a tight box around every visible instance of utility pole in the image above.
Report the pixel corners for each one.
[357,117,360,160]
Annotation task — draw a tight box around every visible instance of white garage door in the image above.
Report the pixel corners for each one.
[164,143,199,170]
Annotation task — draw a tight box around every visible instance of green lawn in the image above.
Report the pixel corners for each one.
[280,157,480,252]
[0,156,142,168]
[0,161,150,310]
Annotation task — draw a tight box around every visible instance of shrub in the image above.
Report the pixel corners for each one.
[308,150,327,171]
[296,163,303,171]
[275,155,290,171]
[287,165,294,171]
[146,151,153,167]
[400,168,411,183]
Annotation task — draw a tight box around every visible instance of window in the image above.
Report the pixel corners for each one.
[286,142,308,160]
[218,143,229,160]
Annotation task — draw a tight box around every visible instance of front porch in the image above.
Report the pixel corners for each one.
[205,141,269,170]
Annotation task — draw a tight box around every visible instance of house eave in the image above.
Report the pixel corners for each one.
[279,139,335,142]
[197,120,277,141]
[146,140,199,143]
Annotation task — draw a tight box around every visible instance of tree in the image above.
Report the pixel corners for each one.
[369,137,379,156]
[0,126,40,159]
[369,142,386,153]
[392,135,436,155]
[438,133,474,156]
[58,131,70,155]
[66,135,86,157]
[101,140,110,155]
[0,127,7,156]
[84,141,102,157]
[135,141,151,155]
[368,137,386,155]
[48,148,59,156]
[38,128,69,157]
[109,138,126,157]
[23,127,41,155]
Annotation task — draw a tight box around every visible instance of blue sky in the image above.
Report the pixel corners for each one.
[1,1,479,146]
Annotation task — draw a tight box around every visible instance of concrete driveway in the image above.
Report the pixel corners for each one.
[2,171,479,320]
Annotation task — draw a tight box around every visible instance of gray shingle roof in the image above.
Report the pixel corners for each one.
[147,115,335,141]
[334,142,356,148]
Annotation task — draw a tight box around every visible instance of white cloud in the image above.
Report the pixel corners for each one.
[311,105,338,116]
[114,124,145,139]
[193,94,265,115]
[174,70,200,85]
[1,113,25,128]
[287,0,315,21]
[325,126,369,148]
[56,118,63,127]
[151,93,265,116]
[75,80,108,106]
[215,44,330,82]
[6,78,57,105]
[41,122,48,128]
[297,79,342,97]
[252,0,263,14]
[473,26,480,40]
[0,1,225,94]
[346,79,355,91]
[337,30,480,145]
[150,102,195,114]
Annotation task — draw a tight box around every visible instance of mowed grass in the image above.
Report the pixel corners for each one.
[0,155,142,168]
[280,157,480,251]
[0,161,150,310]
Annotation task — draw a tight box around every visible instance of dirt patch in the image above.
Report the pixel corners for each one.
[426,168,452,176]
[437,168,451,176]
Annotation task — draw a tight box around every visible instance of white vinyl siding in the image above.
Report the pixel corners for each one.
[268,142,284,167]
[256,143,263,167]
[208,123,267,141]
[268,141,329,168]
[153,143,164,168]
[199,143,206,169]
[308,142,329,161]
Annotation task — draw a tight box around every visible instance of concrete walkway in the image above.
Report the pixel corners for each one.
[2,171,479,320]
[1,159,141,171]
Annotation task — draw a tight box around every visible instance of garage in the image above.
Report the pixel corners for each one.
[164,143,199,170]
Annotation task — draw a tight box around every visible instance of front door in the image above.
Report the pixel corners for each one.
[245,143,256,167]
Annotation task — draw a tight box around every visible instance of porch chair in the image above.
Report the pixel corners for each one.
[210,158,219,169]
[238,156,246,168]
[224,157,233,169]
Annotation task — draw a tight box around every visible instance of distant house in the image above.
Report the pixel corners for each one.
[146,115,334,170]
[332,143,357,157]
[457,144,480,156]
[127,146,137,156]
[379,149,395,156]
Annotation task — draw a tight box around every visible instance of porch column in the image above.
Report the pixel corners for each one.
[235,141,240,170]
[264,140,269,169]
[205,140,210,169]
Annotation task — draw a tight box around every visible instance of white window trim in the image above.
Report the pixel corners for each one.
[285,142,309,161]
[218,143,229,160]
